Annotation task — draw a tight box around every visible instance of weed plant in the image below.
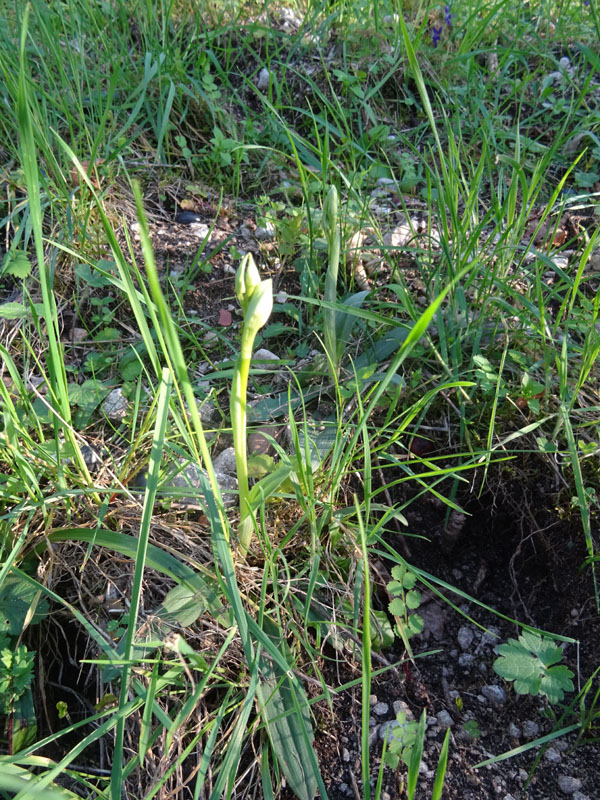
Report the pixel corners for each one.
[0,0,598,797]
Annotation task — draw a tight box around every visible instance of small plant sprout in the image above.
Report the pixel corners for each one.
[232,252,273,556]
[493,631,575,704]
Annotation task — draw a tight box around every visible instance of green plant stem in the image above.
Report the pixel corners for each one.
[231,332,255,557]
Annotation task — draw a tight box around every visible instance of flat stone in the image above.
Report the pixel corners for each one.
[252,348,279,367]
[102,387,129,421]
[558,776,582,794]
[373,701,389,716]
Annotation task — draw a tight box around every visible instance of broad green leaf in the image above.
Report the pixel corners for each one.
[494,632,574,703]
[0,574,49,635]
[257,619,319,800]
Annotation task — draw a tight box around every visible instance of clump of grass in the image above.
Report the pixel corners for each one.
[0,0,598,797]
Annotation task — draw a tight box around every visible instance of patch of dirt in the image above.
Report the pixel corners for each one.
[309,467,600,799]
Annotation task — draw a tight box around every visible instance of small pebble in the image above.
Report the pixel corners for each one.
[508,722,520,738]
[522,720,540,738]
[481,685,507,706]
[436,710,454,729]
[379,719,403,742]
[572,792,590,800]
[256,67,270,91]
[252,348,279,368]
[558,776,582,794]
[480,626,501,645]
[373,701,389,716]
[393,700,412,717]
[458,653,475,667]
[457,625,474,651]
[342,747,350,762]
[544,747,562,763]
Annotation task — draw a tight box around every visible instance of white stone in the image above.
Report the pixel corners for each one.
[252,348,279,367]
[257,67,270,91]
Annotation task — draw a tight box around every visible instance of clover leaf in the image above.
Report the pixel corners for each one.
[493,631,574,704]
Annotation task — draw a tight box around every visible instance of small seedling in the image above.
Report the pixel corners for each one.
[388,564,424,646]
[493,630,575,704]
[382,710,419,769]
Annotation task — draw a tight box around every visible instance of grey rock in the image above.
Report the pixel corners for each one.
[436,710,454,729]
[508,722,520,738]
[102,387,129,421]
[252,348,279,367]
[392,700,412,717]
[160,460,238,508]
[558,776,582,794]
[480,626,501,646]
[481,684,507,706]
[522,720,540,738]
[212,447,237,476]
[373,701,389,716]
[256,67,270,91]
[544,747,561,763]
[573,793,590,800]
[458,653,476,667]
[342,747,350,762]
[457,625,475,651]
[379,719,404,743]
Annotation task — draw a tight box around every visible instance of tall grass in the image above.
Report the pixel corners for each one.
[0,0,598,796]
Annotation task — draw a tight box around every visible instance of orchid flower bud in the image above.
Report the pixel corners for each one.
[235,252,262,314]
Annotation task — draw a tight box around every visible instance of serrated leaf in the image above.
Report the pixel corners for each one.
[405,590,421,609]
[389,597,407,616]
[493,631,574,703]
[2,250,32,278]
[402,572,417,590]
